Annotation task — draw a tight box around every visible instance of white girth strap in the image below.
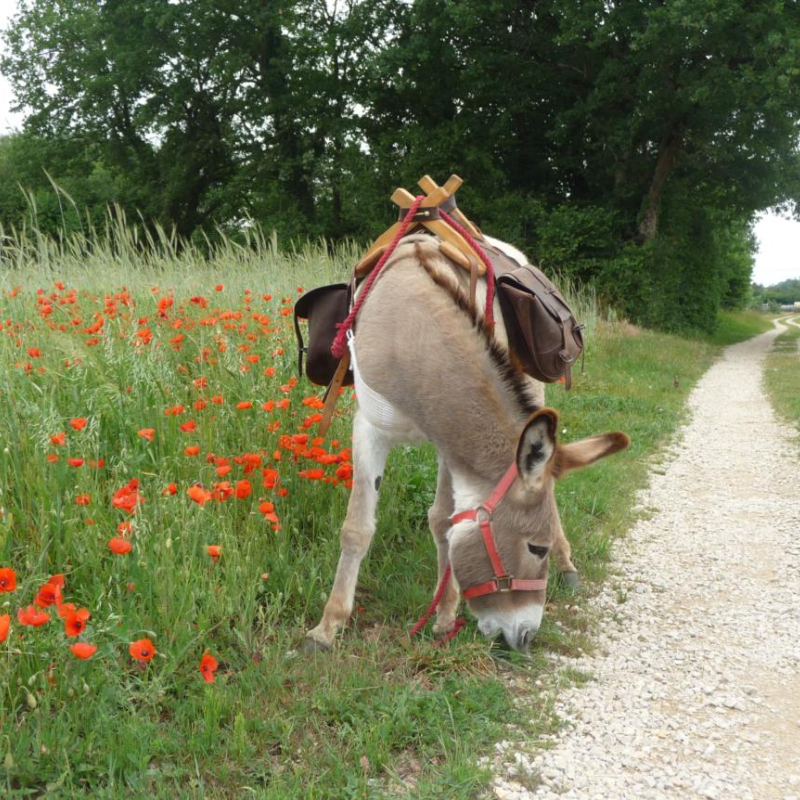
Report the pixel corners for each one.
[347,332,412,431]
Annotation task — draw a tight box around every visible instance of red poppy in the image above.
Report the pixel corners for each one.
[207,545,221,563]
[163,482,178,495]
[50,432,67,446]
[108,538,132,555]
[70,642,97,659]
[68,457,85,468]
[236,401,253,411]
[76,493,91,506]
[70,418,88,430]
[0,614,10,642]
[184,445,200,457]
[179,420,197,433]
[17,605,50,626]
[199,652,218,683]
[112,478,142,513]
[117,520,133,536]
[138,428,155,442]
[234,479,252,499]
[64,608,90,637]
[262,468,279,490]
[215,464,231,477]
[214,284,224,292]
[34,581,62,608]
[187,485,212,506]
[0,567,16,593]
[129,638,156,662]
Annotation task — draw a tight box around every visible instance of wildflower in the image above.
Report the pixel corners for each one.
[199,652,218,683]
[68,458,85,468]
[163,482,178,495]
[211,395,224,405]
[258,501,279,525]
[214,284,224,292]
[184,445,200,457]
[235,480,252,499]
[108,538,132,555]
[236,401,253,411]
[50,432,67,446]
[70,418,88,431]
[17,605,50,627]
[179,420,196,433]
[0,567,16,593]
[187,485,212,506]
[0,614,10,642]
[64,608,90,637]
[76,493,91,506]
[207,545,221,563]
[34,581,62,608]
[70,642,97,659]
[27,347,41,358]
[138,428,156,442]
[112,478,142,513]
[129,638,156,662]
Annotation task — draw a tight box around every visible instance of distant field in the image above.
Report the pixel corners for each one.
[0,227,767,798]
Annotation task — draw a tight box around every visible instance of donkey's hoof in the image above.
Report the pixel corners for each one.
[562,571,581,591]
[303,635,331,654]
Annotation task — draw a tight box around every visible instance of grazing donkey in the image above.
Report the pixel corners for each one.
[306,235,629,652]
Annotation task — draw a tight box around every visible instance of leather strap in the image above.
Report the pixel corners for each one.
[318,351,351,438]
[463,577,547,599]
[450,462,546,599]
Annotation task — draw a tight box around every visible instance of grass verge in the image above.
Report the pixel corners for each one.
[763,318,800,438]
[0,227,769,798]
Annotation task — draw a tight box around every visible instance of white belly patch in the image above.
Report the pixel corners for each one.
[347,333,415,432]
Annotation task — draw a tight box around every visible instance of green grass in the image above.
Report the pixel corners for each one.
[0,222,766,797]
[704,308,775,347]
[763,318,800,438]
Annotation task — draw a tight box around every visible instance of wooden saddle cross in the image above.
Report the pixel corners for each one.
[355,174,486,278]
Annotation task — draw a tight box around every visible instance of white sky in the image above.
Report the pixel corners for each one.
[1,0,799,285]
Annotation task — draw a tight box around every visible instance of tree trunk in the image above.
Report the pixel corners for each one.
[637,126,684,241]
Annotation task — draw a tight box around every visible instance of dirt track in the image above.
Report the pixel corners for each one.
[492,321,800,799]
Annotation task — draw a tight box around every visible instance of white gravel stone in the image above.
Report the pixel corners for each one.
[487,323,800,799]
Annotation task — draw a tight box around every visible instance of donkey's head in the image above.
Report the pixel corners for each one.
[448,408,629,652]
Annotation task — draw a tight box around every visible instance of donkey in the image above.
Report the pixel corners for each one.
[306,235,629,652]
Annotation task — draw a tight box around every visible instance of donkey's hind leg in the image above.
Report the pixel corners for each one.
[428,457,461,634]
[552,521,580,589]
[306,412,392,650]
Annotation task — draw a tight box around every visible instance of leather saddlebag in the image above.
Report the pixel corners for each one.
[293,283,354,387]
[483,243,584,387]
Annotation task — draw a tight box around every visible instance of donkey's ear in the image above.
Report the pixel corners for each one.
[552,432,630,479]
[516,408,559,490]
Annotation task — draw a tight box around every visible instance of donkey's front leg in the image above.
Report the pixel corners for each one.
[428,458,461,634]
[306,412,391,650]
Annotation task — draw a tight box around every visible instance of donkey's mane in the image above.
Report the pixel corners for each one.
[414,242,541,420]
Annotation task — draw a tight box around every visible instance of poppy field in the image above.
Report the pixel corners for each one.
[0,224,732,798]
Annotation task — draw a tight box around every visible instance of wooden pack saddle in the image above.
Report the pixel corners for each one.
[294,174,585,434]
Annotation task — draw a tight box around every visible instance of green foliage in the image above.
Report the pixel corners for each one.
[2,0,800,328]
[753,279,800,306]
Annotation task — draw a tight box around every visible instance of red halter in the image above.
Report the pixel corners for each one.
[450,462,548,599]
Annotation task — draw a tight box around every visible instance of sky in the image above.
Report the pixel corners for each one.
[0,0,799,286]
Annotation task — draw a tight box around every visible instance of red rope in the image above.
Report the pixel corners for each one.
[331,194,426,359]
[408,562,454,638]
[439,209,495,329]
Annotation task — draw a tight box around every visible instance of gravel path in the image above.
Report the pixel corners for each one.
[491,322,800,800]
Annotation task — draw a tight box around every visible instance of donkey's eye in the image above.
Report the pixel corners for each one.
[527,544,549,559]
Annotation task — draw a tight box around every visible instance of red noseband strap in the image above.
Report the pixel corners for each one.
[450,462,548,599]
